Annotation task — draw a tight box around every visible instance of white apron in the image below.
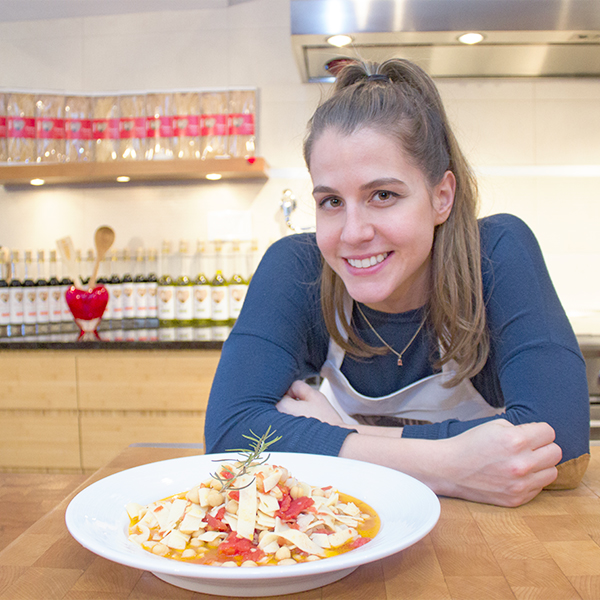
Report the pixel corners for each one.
[319,306,504,426]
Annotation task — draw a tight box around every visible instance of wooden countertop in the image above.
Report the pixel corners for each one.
[1,446,600,599]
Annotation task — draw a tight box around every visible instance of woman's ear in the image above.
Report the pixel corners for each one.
[433,170,456,225]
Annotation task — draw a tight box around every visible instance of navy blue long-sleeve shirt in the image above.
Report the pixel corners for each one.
[204,214,590,466]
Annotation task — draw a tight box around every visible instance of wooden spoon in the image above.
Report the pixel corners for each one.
[88,226,115,289]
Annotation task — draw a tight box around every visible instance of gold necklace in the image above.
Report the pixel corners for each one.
[355,302,427,366]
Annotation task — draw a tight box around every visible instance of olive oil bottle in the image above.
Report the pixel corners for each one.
[210,241,229,324]
[174,240,194,326]
[158,241,176,326]
[228,241,248,322]
[192,240,211,326]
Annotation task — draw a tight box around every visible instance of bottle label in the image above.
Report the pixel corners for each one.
[119,117,146,139]
[146,282,158,317]
[61,286,71,321]
[211,285,230,321]
[24,289,37,324]
[36,287,50,323]
[0,116,7,138]
[0,289,10,324]
[122,282,135,318]
[107,284,123,319]
[193,284,211,320]
[173,115,200,137]
[134,282,148,317]
[175,286,193,320]
[49,288,62,323]
[146,116,174,138]
[9,288,24,324]
[229,283,248,319]
[201,114,227,136]
[65,118,93,140]
[158,285,175,320]
[92,118,119,140]
[229,113,255,136]
[8,117,36,139]
[37,118,65,140]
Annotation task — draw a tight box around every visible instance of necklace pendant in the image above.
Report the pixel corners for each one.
[397,357,403,366]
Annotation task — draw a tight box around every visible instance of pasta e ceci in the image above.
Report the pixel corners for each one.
[126,459,380,567]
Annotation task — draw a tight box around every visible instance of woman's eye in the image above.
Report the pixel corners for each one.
[320,197,342,208]
[375,190,394,201]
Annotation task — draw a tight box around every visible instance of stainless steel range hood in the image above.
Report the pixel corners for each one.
[291,0,600,82]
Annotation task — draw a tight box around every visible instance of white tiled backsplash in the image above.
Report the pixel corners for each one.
[1,0,599,328]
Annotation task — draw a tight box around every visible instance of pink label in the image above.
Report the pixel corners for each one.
[173,115,200,137]
[146,116,174,138]
[8,116,36,139]
[37,118,65,140]
[119,117,146,139]
[65,119,92,140]
[201,114,227,137]
[0,116,6,138]
[229,113,255,136]
[92,118,119,140]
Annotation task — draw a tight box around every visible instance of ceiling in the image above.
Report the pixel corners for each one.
[0,0,251,22]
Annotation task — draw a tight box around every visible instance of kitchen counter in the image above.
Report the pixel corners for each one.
[1,444,599,599]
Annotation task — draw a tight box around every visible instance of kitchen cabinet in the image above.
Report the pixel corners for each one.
[0,157,268,187]
[0,349,220,472]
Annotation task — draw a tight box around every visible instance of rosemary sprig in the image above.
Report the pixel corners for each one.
[210,426,282,493]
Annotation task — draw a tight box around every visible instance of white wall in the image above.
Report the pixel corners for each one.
[1,0,599,328]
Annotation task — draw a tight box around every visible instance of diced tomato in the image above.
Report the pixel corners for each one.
[276,496,315,521]
[350,536,371,548]
[215,507,226,520]
[205,511,229,532]
[217,533,265,562]
[220,470,234,480]
[321,486,332,491]
[228,490,240,501]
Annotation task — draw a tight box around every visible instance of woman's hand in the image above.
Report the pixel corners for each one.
[276,380,345,425]
[438,419,562,506]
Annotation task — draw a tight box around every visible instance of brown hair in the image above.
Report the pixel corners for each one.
[304,59,489,385]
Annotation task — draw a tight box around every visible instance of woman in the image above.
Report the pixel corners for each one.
[204,59,590,507]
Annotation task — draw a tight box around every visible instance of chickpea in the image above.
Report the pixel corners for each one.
[226,500,239,514]
[182,549,196,558]
[186,486,200,504]
[221,561,238,568]
[270,486,283,500]
[290,486,301,500]
[208,490,224,507]
[306,555,322,562]
[275,546,291,561]
[190,538,203,547]
[312,488,325,497]
[278,558,297,566]
[241,560,258,567]
[151,543,168,556]
[210,479,223,491]
[207,537,222,549]
[258,530,270,542]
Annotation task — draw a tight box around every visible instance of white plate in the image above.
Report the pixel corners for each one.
[65,452,440,597]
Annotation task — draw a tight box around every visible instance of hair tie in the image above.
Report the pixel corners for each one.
[366,73,390,82]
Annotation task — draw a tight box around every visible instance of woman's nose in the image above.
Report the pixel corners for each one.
[340,206,375,245]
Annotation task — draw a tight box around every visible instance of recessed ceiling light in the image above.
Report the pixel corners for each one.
[206,173,222,181]
[116,176,130,183]
[458,32,485,45]
[327,34,353,48]
[30,178,45,186]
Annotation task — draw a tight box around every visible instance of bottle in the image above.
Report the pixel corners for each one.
[0,252,10,328]
[210,241,230,324]
[8,250,24,335]
[228,241,248,322]
[146,249,159,322]
[192,240,211,326]
[174,240,194,326]
[106,250,123,323]
[22,250,37,328]
[60,270,74,326]
[121,250,135,321]
[133,248,148,322]
[48,250,63,326]
[35,250,50,329]
[157,241,175,326]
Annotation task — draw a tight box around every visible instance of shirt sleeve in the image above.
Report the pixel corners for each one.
[402,214,590,465]
[204,234,355,455]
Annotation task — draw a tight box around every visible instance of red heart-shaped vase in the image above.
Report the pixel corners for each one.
[65,285,109,339]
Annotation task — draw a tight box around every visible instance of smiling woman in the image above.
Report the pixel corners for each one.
[204,58,590,508]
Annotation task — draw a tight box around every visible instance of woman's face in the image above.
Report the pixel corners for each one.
[311,127,455,313]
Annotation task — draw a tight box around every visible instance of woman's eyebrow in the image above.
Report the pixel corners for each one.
[360,177,407,190]
[312,185,337,195]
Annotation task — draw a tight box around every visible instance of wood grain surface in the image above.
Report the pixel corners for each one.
[1,446,599,600]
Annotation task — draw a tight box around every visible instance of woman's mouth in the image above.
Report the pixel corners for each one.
[346,252,389,269]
